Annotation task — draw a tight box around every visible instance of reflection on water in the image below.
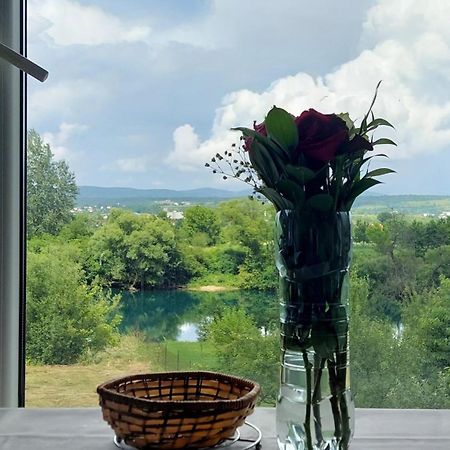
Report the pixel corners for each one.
[177,323,199,342]
[117,289,276,342]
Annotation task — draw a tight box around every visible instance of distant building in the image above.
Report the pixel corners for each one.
[166,211,184,220]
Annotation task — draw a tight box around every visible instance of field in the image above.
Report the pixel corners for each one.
[25,335,217,407]
[352,195,450,215]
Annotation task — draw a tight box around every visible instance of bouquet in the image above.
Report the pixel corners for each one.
[207,83,396,450]
[206,82,396,212]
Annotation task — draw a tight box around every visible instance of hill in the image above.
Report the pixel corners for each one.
[76,187,450,216]
[352,194,450,215]
[76,186,249,212]
[78,186,250,200]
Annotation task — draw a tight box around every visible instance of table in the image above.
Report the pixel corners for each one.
[0,407,449,449]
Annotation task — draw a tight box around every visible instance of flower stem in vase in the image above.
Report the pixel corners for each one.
[302,350,314,450]
[327,358,342,441]
[337,347,350,450]
[312,355,326,446]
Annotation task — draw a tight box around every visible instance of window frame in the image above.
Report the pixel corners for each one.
[0,0,26,407]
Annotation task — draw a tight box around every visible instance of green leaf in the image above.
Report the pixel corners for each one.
[285,165,316,184]
[247,142,271,186]
[362,153,388,163]
[250,141,282,187]
[257,187,293,210]
[306,194,334,212]
[337,112,355,134]
[258,142,283,179]
[365,168,396,177]
[277,179,305,207]
[372,138,397,146]
[348,153,388,183]
[359,80,382,134]
[264,106,299,152]
[231,126,290,159]
[366,118,395,131]
[345,178,382,209]
[231,126,255,137]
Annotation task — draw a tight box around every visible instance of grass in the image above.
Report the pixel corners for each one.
[353,195,450,215]
[187,273,239,289]
[153,340,218,371]
[25,335,218,407]
[26,335,155,407]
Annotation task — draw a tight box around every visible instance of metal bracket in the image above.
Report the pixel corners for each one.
[0,42,48,82]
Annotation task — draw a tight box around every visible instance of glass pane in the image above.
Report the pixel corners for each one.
[26,0,449,410]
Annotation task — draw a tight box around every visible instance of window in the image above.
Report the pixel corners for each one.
[1,0,449,410]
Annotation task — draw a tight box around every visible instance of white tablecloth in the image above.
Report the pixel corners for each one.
[0,407,449,449]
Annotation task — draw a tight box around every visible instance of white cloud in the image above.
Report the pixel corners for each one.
[42,122,88,163]
[115,157,148,173]
[363,0,450,43]
[166,125,204,171]
[102,157,151,174]
[167,0,450,172]
[165,0,331,50]
[28,0,151,46]
[29,79,109,123]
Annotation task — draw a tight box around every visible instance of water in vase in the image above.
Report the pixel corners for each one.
[276,349,355,450]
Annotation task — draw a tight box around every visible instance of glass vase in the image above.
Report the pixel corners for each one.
[275,210,354,450]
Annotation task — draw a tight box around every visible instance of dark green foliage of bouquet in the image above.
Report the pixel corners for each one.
[207,82,396,211]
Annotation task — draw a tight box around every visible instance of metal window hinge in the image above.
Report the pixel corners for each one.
[0,42,48,82]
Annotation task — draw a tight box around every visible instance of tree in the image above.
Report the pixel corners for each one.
[87,210,180,289]
[217,199,277,290]
[58,212,103,241]
[418,245,450,289]
[352,220,370,243]
[27,129,78,237]
[407,218,450,256]
[403,278,450,376]
[203,308,279,404]
[26,243,121,364]
[180,205,220,246]
[348,274,450,409]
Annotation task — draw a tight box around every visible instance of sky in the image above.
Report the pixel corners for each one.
[27,0,450,194]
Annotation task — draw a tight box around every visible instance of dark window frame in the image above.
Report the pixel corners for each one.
[0,0,26,407]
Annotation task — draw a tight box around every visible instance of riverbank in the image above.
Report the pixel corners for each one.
[186,273,241,291]
[187,284,238,292]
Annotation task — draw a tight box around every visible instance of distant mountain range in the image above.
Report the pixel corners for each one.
[76,186,250,209]
[78,186,250,200]
[77,186,450,215]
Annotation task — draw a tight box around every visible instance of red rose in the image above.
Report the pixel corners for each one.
[294,109,348,162]
[243,120,267,151]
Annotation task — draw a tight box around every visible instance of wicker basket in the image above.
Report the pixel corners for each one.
[97,371,260,449]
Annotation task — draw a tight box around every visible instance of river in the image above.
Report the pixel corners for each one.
[117,288,276,342]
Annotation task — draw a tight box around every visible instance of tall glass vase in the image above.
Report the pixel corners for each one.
[275,210,354,450]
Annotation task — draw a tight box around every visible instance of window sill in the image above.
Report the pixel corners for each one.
[0,407,449,449]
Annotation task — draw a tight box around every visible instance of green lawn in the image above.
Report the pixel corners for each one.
[153,340,218,371]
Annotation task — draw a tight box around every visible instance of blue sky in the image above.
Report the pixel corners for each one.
[28,0,450,194]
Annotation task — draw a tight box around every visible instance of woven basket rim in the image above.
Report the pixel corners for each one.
[97,370,261,412]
